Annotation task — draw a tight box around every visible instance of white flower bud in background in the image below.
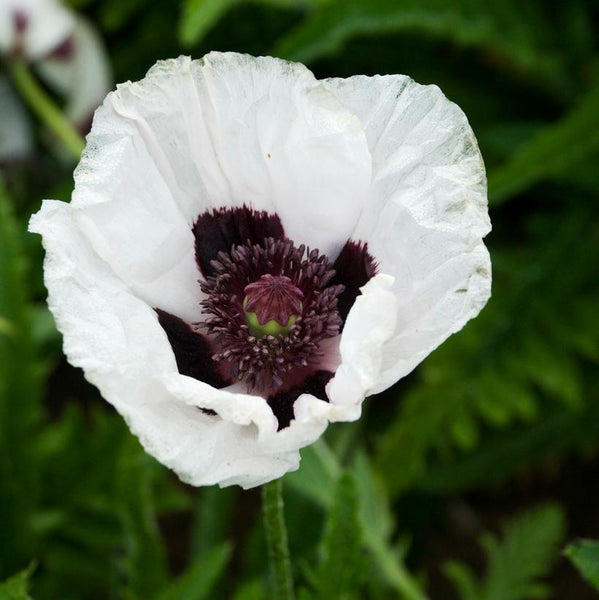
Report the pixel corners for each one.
[0,0,74,60]
[0,0,111,159]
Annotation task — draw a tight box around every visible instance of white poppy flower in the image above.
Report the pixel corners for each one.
[0,0,111,145]
[0,0,74,60]
[35,15,112,129]
[30,53,491,489]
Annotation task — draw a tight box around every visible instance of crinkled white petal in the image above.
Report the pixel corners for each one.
[326,274,398,420]
[36,16,111,127]
[183,52,372,258]
[29,199,332,488]
[0,76,32,159]
[0,0,74,59]
[324,75,491,394]
[69,53,370,321]
[162,374,329,456]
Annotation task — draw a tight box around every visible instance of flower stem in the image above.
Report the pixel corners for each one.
[9,58,85,160]
[261,479,295,600]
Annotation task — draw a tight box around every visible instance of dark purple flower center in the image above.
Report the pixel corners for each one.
[198,237,344,391]
[156,206,377,430]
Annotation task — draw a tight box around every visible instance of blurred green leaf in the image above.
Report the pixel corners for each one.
[0,181,42,576]
[445,504,565,600]
[156,542,232,600]
[564,539,599,591]
[517,334,582,408]
[489,79,599,204]
[285,440,340,507]
[353,452,393,545]
[297,589,317,600]
[64,0,92,7]
[28,306,58,349]
[230,579,265,600]
[179,0,327,46]
[376,383,470,496]
[444,561,479,600]
[28,406,130,598]
[353,453,425,600]
[115,438,168,600]
[100,0,147,30]
[311,473,364,600]
[191,487,237,557]
[274,0,566,91]
[179,0,241,45]
[417,404,599,495]
[0,564,35,600]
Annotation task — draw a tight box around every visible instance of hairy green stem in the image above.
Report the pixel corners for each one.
[262,479,295,600]
[9,59,85,160]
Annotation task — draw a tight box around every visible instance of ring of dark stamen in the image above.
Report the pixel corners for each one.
[193,206,284,278]
[331,240,378,324]
[157,207,379,430]
[198,237,344,392]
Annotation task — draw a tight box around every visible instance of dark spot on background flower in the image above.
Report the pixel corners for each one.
[11,10,28,57]
[12,10,28,33]
[49,36,75,61]
[157,206,376,430]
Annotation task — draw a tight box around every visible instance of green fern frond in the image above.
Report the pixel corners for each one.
[445,504,566,600]
[0,564,35,600]
[565,538,599,592]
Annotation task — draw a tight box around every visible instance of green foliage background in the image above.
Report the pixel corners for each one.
[1,0,599,598]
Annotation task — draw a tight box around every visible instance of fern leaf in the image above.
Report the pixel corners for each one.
[156,543,232,600]
[452,504,566,600]
[489,79,599,205]
[0,564,35,600]
[564,539,599,592]
[311,473,365,600]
